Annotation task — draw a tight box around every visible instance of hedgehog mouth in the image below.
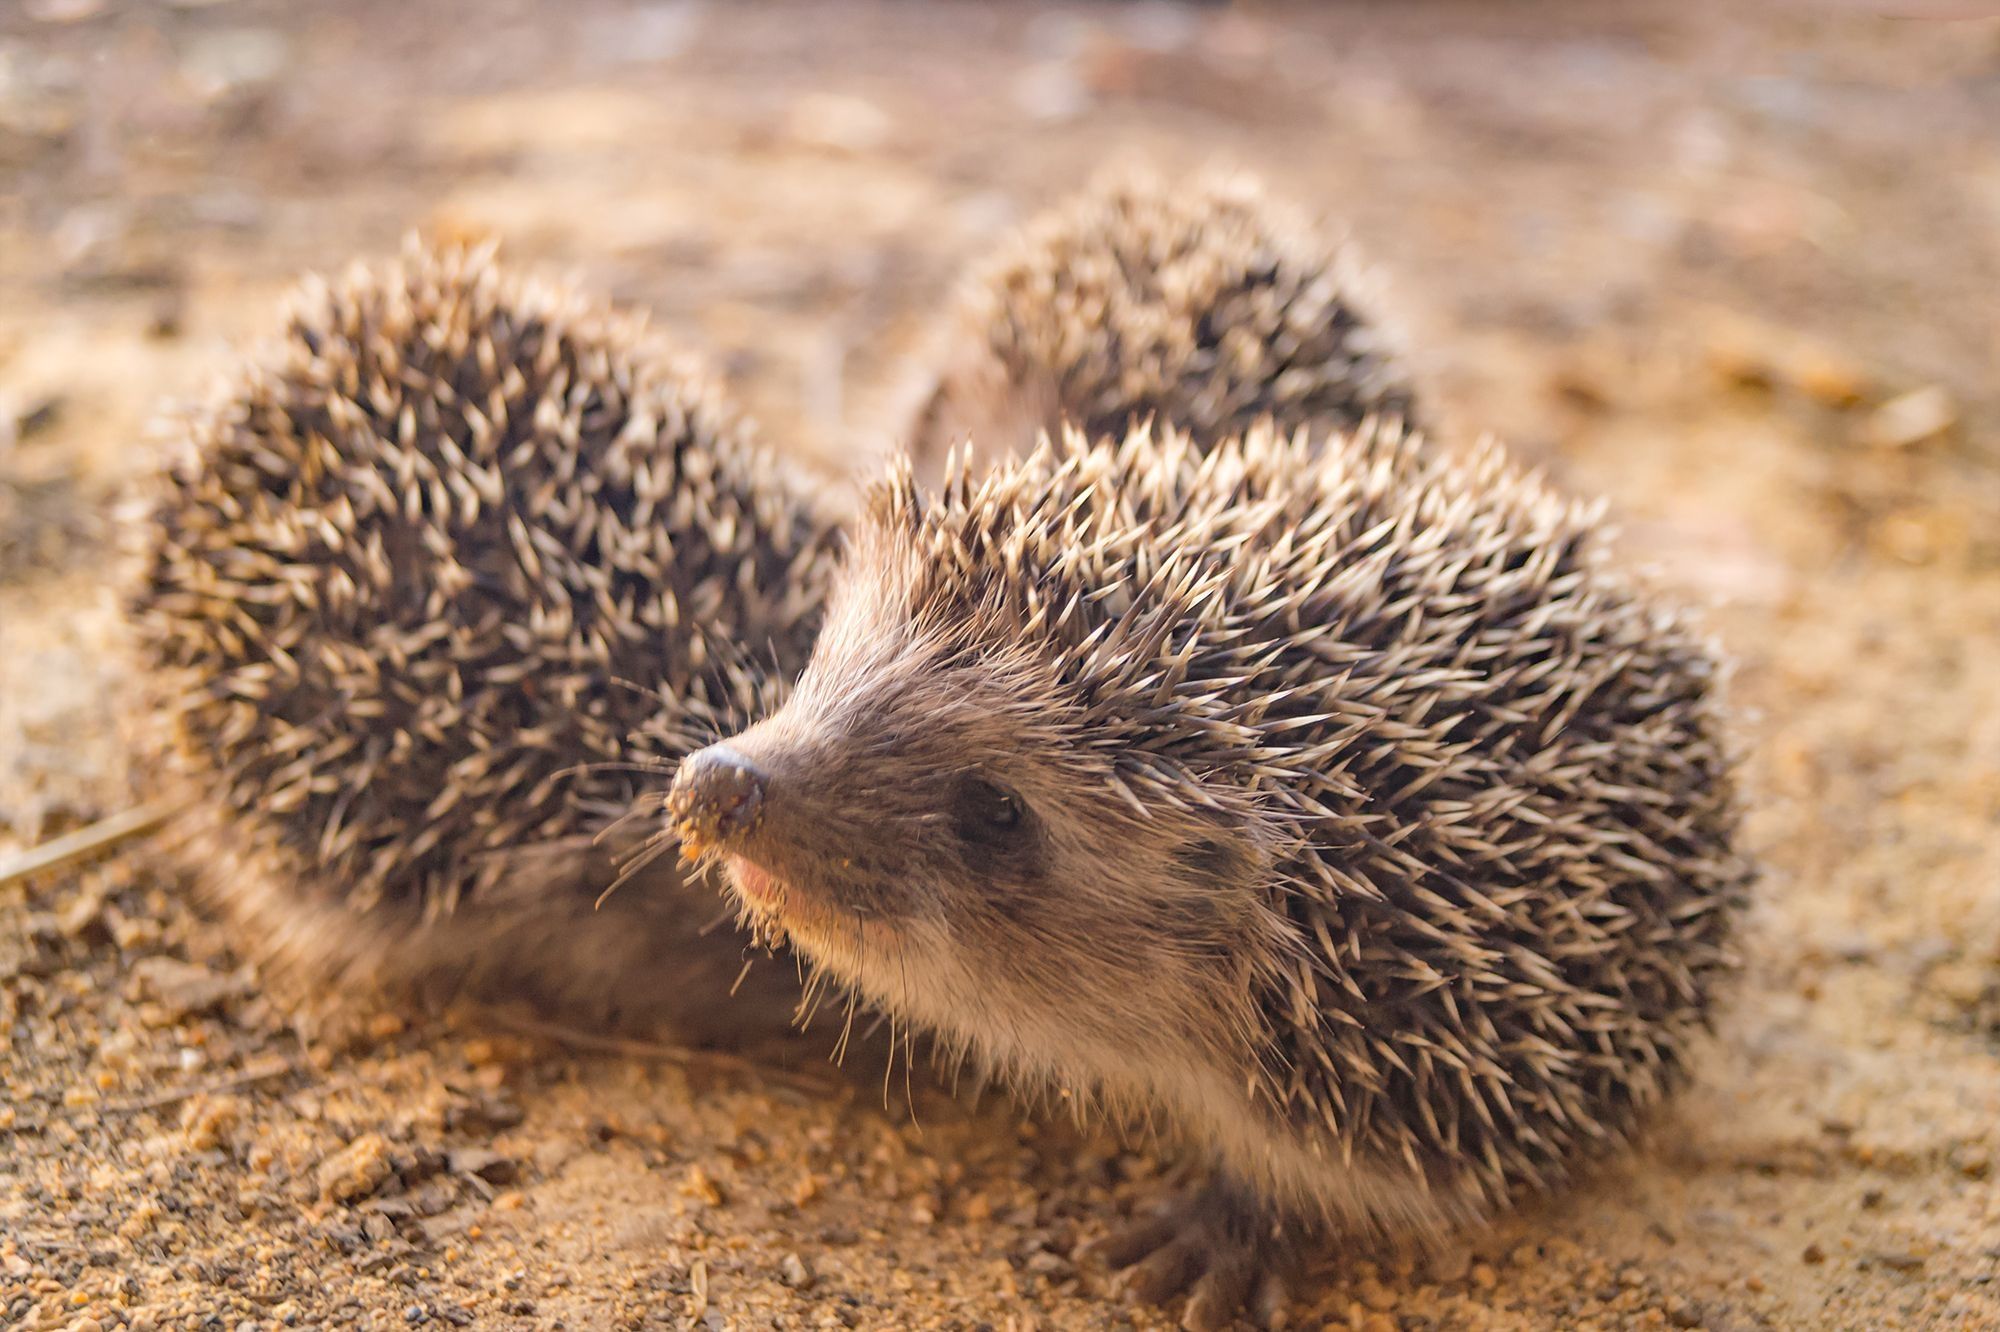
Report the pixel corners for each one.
[725,855,786,912]
[721,853,899,969]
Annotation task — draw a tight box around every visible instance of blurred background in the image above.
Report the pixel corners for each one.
[3,3,1998,1329]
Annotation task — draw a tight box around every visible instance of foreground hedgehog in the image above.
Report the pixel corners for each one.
[908,171,1416,482]
[129,241,838,1039]
[668,423,1749,1325]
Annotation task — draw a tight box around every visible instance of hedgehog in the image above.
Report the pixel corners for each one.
[907,170,1417,484]
[127,240,840,1041]
[666,422,1750,1326]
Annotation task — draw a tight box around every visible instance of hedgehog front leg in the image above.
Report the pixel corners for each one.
[1095,1173,1295,1331]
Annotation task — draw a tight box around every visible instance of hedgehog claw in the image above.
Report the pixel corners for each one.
[1251,1268,1291,1328]
[1184,1247,1255,1330]
[1097,1177,1291,1331]
[1091,1210,1183,1269]
[1128,1234,1206,1304]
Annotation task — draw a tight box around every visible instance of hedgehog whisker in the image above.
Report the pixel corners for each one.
[594,834,679,909]
[895,935,921,1130]
[590,795,669,848]
[694,903,739,939]
[549,760,681,786]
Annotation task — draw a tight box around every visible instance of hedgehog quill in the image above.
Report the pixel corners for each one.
[129,240,839,1037]
[668,423,1751,1326]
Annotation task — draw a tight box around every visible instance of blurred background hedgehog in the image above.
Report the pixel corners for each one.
[907,170,1417,482]
[125,241,838,1040]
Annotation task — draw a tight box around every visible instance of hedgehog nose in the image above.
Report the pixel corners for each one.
[667,743,768,854]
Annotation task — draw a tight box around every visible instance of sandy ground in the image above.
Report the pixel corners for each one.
[4,2,2000,1329]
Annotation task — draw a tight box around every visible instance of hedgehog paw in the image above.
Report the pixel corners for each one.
[1094,1176,1293,1331]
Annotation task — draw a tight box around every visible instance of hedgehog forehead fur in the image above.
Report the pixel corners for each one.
[909,169,1417,478]
[707,420,1748,1228]
[131,238,838,946]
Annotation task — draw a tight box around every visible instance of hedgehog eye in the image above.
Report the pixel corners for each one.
[951,775,1027,846]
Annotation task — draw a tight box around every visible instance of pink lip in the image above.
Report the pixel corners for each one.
[727,856,784,909]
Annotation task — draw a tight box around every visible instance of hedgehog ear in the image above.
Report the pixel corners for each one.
[1160,824,1276,961]
[1171,823,1264,892]
[1174,836,1240,885]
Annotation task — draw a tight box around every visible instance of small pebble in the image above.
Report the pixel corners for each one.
[1794,353,1868,408]
[1864,385,1957,449]
[317,1133,395,1203]
[1425,1246,1470,1283]
[180,1094,243,1151]
[447,1148,517,1185]
[783,93,892,154]
[127,957,246,1021]
[27,0,105,22]
[682,1164,723,1207]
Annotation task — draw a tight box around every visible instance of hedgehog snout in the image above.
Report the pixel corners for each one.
[667,743,768,859]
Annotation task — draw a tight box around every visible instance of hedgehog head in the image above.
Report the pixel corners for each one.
[669,428,1321,1112]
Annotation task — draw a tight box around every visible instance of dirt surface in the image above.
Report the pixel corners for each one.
[4,2,2000,1329]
